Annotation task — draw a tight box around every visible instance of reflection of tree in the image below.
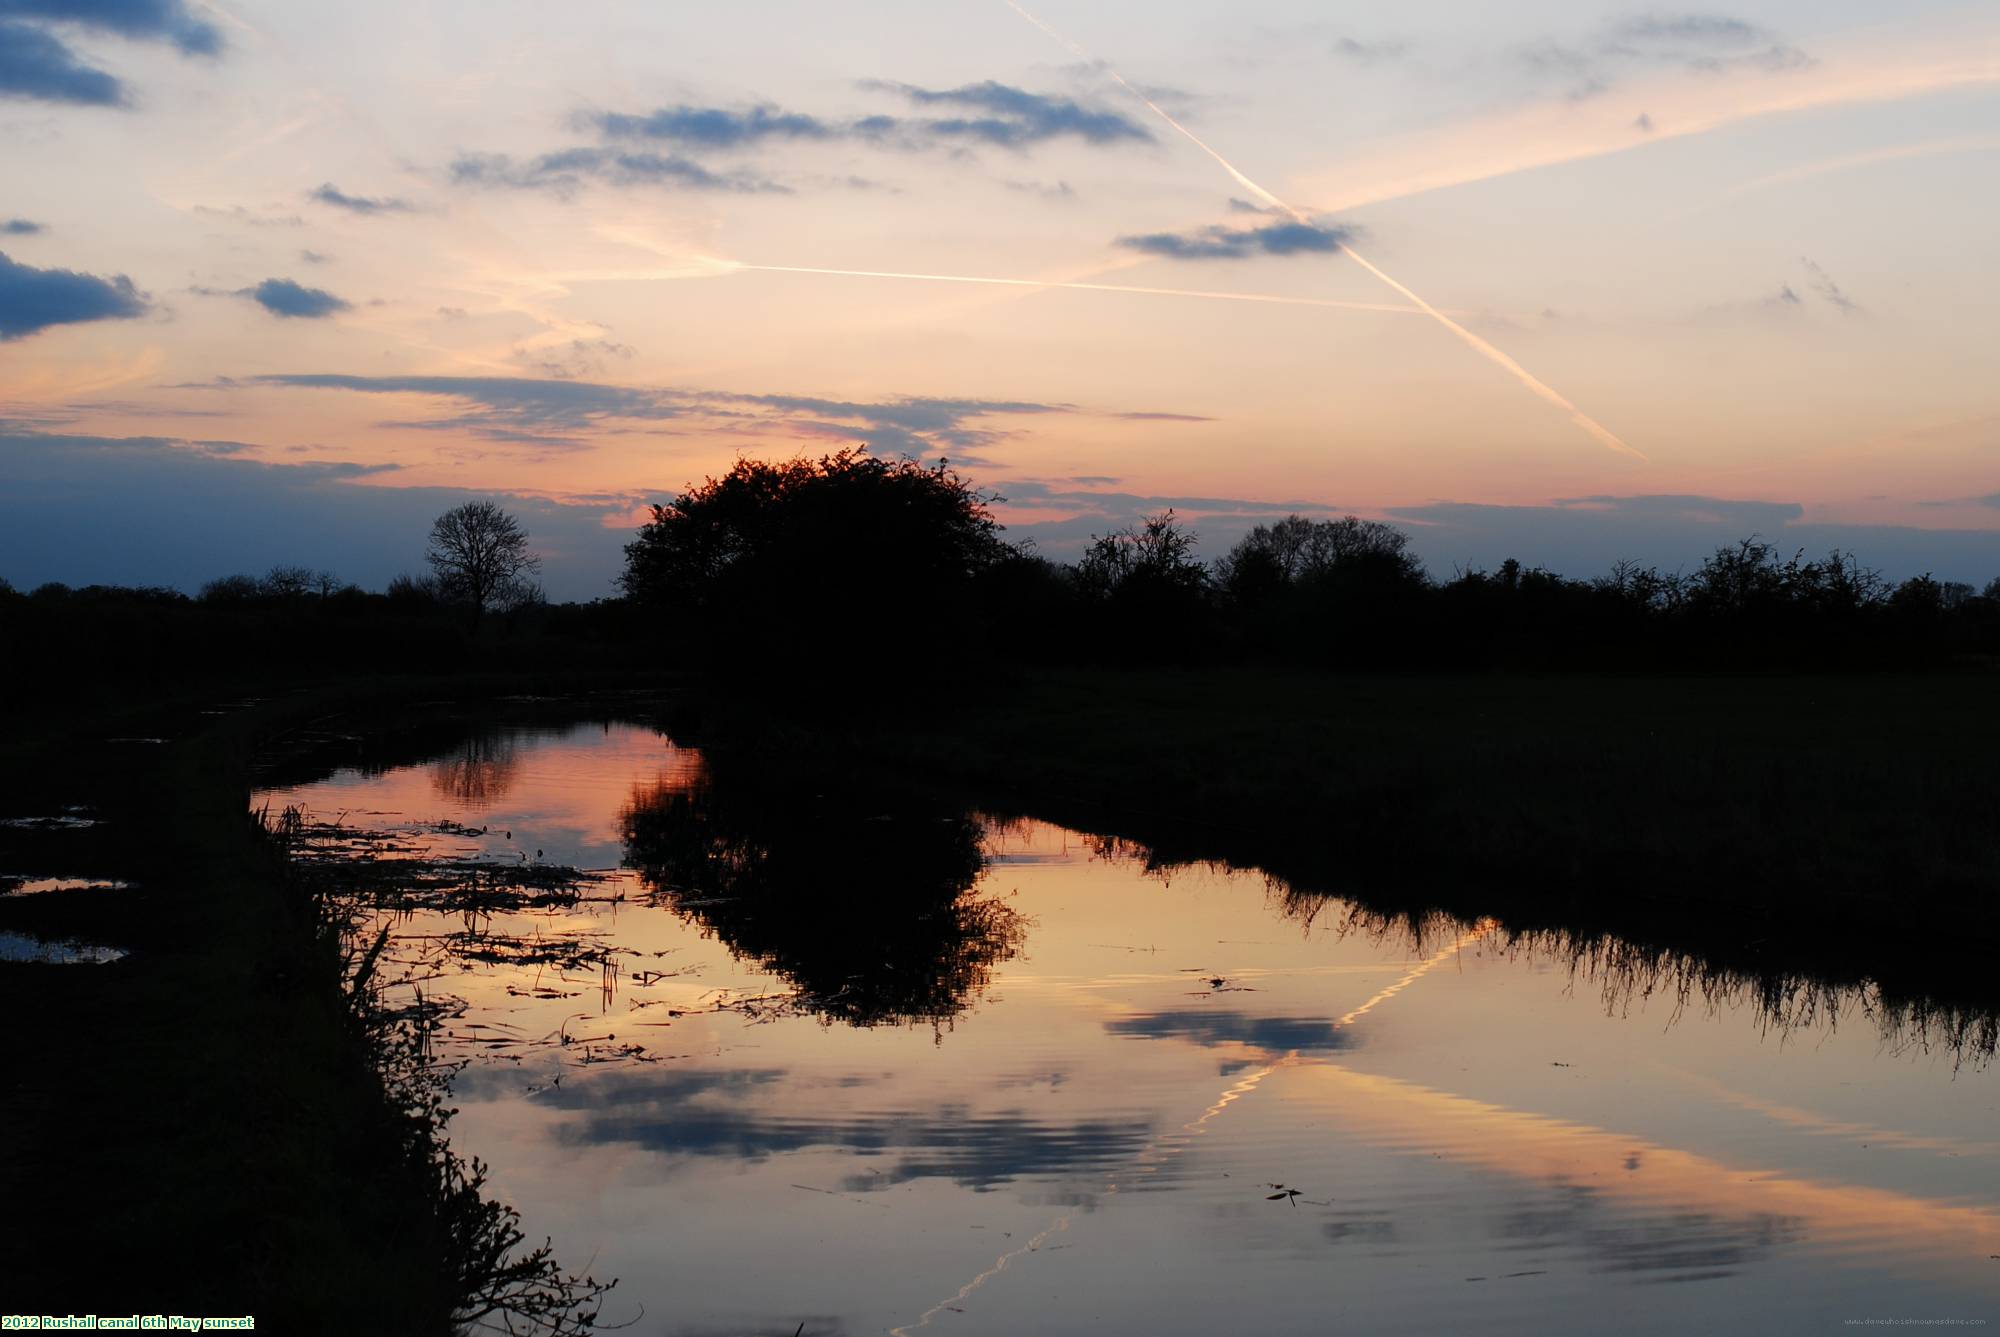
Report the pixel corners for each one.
[430,732,522,808]
[619,773,1026,1029]
[1253,877,2000,1068]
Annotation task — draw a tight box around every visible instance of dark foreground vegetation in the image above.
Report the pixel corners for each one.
[0,684,624,1333]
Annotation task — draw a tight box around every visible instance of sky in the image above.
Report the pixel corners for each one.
[2,0,1997,599]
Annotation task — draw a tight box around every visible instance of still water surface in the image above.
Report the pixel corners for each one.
[254,719,2000,1335]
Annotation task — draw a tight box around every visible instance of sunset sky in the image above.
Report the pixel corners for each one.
[3,0,1997,597]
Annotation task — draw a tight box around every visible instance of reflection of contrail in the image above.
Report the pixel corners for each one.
[732,262,1429,317]
[888,920,1497,1335]
[1007,1,1645,462]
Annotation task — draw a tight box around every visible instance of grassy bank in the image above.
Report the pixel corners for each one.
[0,674,654,1330]
[695,663,2000,1004]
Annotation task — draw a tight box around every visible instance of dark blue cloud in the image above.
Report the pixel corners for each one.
[242,277,349,318]
[0,429,632,599]
[0,0,220,54]
[1117,219,1357,260]
[591,103,833,148]
[2,218,46,234]
[0,20,122,104]
[239,373,1077,457]
[586,84,1152,156]
[880,80,1152,147]
[308,182,411,215]
[252,372,683,440]
[0,250,146,339]
[449,148,783,194]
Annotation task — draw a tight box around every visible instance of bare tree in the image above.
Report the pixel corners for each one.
[426,501,540,626]
[263,564,317,598]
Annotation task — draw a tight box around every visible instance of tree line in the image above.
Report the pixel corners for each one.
[616,448,2000,671]
[7,458,2000,694]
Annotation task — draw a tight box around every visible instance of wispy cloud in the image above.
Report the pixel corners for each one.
[0,250,147,340]
[591,103,835,149]
[1800,256,1861,314]
[1520,11,1812,100]
[1117,219,1358,261]
[2,218,45,235]
[231,374,1082,457]
[308,182,412,215]
[449,148,785,195]
[455,81,1148,202]
[868,80,1153,148]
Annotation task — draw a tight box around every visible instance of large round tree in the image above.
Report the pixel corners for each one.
[620,449,1008,670]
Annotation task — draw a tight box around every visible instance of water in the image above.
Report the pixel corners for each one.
[0,930,128,963]
[253,719,2000,1335]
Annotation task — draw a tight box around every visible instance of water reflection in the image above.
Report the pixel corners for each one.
[429,731,523,807]
[250,717,2000,1336]
[539,1066,1155,1193]
[619,771,1027,1029]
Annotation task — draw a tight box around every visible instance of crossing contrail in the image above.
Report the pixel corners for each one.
[731,261,1431,316]
[888,920,1498,1336]
[1006,1,1645,461]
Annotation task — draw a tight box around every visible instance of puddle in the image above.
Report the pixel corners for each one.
[1,876,133,896]
[0,930,127,964]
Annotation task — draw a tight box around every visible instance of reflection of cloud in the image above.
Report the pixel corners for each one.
[542,1068,1152,1192]
[1493,1180,1803,1282]
[1290,1061,2000,1273]
[1106,1008,1355,1055]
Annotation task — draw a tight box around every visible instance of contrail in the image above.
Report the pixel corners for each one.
[1006,1,1645,461]
[731,261,1431,317]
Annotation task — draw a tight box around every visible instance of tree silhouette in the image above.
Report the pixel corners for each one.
[426,502,540,627]
[620,447,1007,672]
